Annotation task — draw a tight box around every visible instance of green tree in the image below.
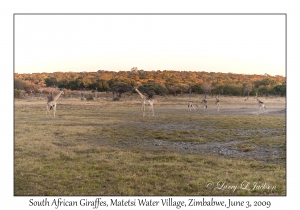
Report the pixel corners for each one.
[45,77,57,87]
[191,84,202,94]
[274,84,286,96]
[66,79,81,90]
[138,82,169,98]
[110,82,132,97]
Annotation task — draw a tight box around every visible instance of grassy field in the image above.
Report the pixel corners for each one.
[14,95,286,196]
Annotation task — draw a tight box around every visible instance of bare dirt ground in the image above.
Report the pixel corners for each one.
[137,136,284,164]
[100,106,286,164]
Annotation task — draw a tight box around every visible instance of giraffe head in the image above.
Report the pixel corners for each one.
[133,82,142,89]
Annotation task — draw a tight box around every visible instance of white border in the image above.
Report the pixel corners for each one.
[3,0,297,209]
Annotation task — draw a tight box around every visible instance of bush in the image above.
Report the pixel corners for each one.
[85,94,94,100]
[14,89,22,99]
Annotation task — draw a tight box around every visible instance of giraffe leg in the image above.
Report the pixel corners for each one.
[140,102,144,116]
[152,105,154,116]
[53,106,56,117]
[142,104,145,117]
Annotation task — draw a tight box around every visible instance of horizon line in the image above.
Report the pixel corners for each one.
[14,69,286,77]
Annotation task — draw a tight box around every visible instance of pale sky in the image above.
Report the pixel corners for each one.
[15,14,285,76]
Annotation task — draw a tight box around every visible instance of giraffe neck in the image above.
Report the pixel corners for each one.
[53,91,63,101]
[135,88,147,100]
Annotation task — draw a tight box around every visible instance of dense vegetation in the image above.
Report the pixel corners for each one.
[14,70,286,98]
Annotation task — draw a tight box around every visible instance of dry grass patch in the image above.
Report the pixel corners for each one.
[14,97,286,196]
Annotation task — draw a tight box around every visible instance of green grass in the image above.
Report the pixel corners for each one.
[14,97,286,196]
[14,146,285,196]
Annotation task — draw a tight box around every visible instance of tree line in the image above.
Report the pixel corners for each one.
[14,70,286,98]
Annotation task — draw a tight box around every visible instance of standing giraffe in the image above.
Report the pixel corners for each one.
[46,89,64,117]
[188,101,198,111]
[134,88,154,117]
[201,98,208,112]
[215,95,220,112]
[255,92,266,112]
[187,86,198,111]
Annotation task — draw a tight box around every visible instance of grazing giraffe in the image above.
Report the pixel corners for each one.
[255,92,266,112]
[215,95,220,112]
[188,101,198,111]
[46,89,64,117]
[134,88,154,117]
[201,98,208,112]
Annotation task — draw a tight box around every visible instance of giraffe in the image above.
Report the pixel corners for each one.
[188,101,198,111]
[215,95,220,112]
[134,88,154,117]
[46,89,64,117]
[255,92,266,112]
[201,98,208,112]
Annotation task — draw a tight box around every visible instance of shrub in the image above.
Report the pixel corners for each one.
[86,94,94,101]
[14,89,23,99]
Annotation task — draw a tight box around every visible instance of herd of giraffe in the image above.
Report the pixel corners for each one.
[188,93,266,114]
[187,96,219,113]
[45,88,266,117]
